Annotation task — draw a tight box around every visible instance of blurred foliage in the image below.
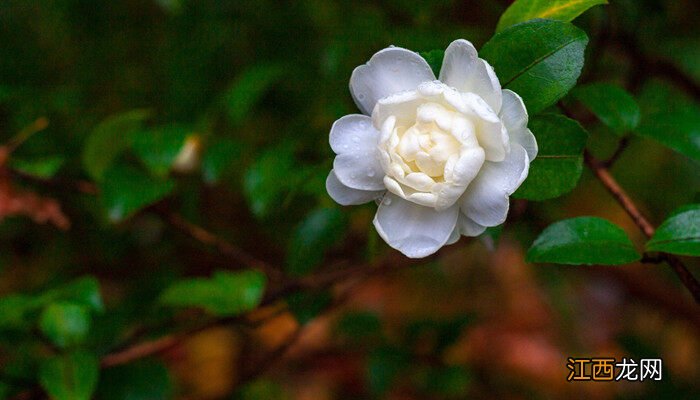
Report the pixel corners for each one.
[0,0,698,399]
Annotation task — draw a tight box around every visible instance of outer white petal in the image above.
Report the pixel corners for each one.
[458,213,487,237]
[374,193,459,258]
[499,89,538,160]
[446,227,461,245]
[329,114,378,155]
[460,144,529,226]
[329,115,385,191]
[350,47,435,115]
[439,39,502,112]
[326,170,384,206]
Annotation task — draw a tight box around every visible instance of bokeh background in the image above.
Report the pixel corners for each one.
[1,0,699,399]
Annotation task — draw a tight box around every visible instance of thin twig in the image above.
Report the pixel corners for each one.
[585,151,700,303]
[602,136,630,168]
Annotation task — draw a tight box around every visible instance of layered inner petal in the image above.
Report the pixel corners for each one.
[350,47,435,115]
[459,144,529,226]
[373,193,459,258]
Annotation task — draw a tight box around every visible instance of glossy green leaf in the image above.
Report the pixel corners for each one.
[636,108,700,162]
[39,351,99,400]
[82,109,150,181]
[225,64,285,126]
[160,270,266,316]
[10,156,65,178]
[527,217,641,265]
[49,277,104,313]
[367,346,409,395]
[497,0,607,32]
[647,204,700,256]
[100,162,175,222]
[96,360,173,400]
[131,125,191,177]
[481,19,588,114]
[513,114,588,200]
[286,208,347,276]
[572,83,641,135]
[39,302,91,349]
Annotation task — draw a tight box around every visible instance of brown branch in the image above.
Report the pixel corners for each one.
[602,136,630,168]
[585,151,700,303]
[165,212,284,281]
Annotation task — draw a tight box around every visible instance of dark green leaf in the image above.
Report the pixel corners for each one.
[636,108,700,162]
[39,351,99,400]
[513,114,588,200]
[286,291,332,325]
[335,312,383,344]
[160,270,266,316]
[225,64,285,126]
[286,208,347,276]
[497,0,608,32]
[573,83,641,135]
[243,146,299,218]
[647,204,700,256]
[481,19,588,114]
[0,295,34,330]
[527,216,641,265]
[419,49,444,77]
[131,125,191,177]
[418,366,471,397]
[96,360,173,400]
[201,137,243,184]
[10,156,65,178]
[100,162,175,222]
[50,277,104,313]
[367,346,410,396]
[38,302,91,349]
[82,110,150,181]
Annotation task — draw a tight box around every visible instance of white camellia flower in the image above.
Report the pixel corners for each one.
[326,40,537,258]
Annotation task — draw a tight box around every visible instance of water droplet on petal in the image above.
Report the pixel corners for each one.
[384,197,392,205]
[352,136,360,143]
[367,170,375,177]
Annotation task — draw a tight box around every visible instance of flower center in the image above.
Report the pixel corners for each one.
[375,92,486,210]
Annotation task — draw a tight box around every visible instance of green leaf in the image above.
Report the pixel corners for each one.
[526,217,641,265]
[647,204,700,256]
[39,351,99,400]
[82,109,150,181]
[497,0,607,32]
[286,291,332,325]
[39,302,91,349]
[160,270,266,316]
[335,312,383,345]
[636,107,700,162]
[286,208,347,276]
[513,114,588,200]
[419,49,444,77]
[50,277,104,313]
[100,162,176,222]
[572,83,641,135]
[10,156,65,178]
[481,19,588,114]
[367,346,409,395]
[243,146,299,218]
[0,295,34,330]
[131,125,191,177]
[201,137,243,184]
[225,64,285,126]
[96,360,173,400]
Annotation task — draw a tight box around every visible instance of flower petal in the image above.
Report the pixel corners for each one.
[329,114,379,155]
[500,89,538,160]
[326,170,384,205]
[463,92,509,162]
[458,213,487,237]
[439,39,502,112]
[460,144,529,226]
[446,226,461,245]
[333,153,385,191]
[374,193,458,258]
[350,47,435,115]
